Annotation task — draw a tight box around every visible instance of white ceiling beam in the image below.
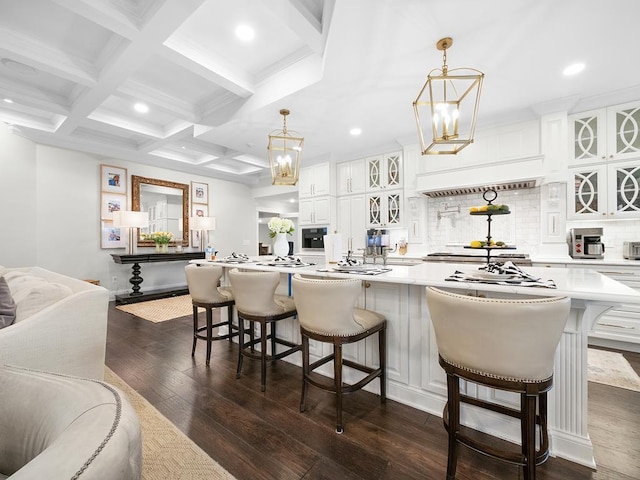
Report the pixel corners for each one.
[267,0,325,55]
[50,0,140,39]
[160,42,254,98]
[0,78,69,115]
[0,28,97,86]
[55,0,206,136]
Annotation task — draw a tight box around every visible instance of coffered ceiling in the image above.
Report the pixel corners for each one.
[2,0,640,185]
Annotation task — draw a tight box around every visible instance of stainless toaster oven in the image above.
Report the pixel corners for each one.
[623,241,640,260]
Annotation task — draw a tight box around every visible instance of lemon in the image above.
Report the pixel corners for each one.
[479,205,488,212]
[470,240,482,248]
[469,206,479,213]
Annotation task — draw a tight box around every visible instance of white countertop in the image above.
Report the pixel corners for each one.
[199,258,640,305]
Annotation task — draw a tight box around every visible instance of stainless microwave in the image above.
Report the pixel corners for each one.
[301,227,327,250]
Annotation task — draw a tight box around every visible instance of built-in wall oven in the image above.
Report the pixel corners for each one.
[301,227,327,250]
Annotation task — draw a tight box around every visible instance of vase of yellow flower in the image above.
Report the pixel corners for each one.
[267,217,294,257]
[143,231,174,253]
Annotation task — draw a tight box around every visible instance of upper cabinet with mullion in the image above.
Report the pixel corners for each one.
[568,159,640,219]
[366,152,402,191]
[569,100,640,166]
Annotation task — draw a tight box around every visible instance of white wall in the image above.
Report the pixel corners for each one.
[0,125,257,297]
[0,125,37,262]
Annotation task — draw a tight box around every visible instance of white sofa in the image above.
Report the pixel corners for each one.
[0,365,142,479]
[0,266,109,380]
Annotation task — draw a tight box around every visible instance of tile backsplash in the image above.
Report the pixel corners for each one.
[425,189,541,255]
[423,187,640,259]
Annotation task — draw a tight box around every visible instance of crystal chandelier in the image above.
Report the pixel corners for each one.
[413,37,484,155]
[268,109,303,186]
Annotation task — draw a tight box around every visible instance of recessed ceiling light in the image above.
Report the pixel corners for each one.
[289,198,296,203]
[134,102,149,113]
[235,25,255,42]
[3,98,13,104]
[350,127,362,136]
[563,63,585,76]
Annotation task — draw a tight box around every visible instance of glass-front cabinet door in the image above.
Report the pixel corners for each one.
[367,191,402,227]
[568,166,606,219]
[569,101,640,166]
[608,102,640,161]
[569,109,606,166]
[568,160,640,219]
[366,152,402,191]
[608,161,640,218]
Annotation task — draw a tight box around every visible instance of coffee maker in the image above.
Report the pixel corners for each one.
[569,227,605,259]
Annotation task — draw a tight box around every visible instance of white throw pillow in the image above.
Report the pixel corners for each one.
[14,283,73,322]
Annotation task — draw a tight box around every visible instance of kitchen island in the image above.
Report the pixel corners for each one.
[197,259,640,469]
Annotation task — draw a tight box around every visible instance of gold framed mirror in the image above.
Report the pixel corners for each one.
[132,175,189,246]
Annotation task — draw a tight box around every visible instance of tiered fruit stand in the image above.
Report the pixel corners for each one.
[464,189,516,264]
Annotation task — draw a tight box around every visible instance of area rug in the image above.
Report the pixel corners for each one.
[116,295,194,323]
[104,367,236,480]
[587,348,640,392]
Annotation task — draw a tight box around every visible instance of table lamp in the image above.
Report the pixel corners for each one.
[113,210,149,255]
[190,216,216,251]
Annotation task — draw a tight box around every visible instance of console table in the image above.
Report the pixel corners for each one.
[111,252,205,304]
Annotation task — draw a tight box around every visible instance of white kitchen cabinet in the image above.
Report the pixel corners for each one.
[367,190,403,228]
[361,282,409,385]
[337,159,366,195]
[337,194,366,253]
[299,196,333,226]
[568,159,640,219]
[576,265,640,352]
[569,100,640,166]
[299,162,333,198]
[366,151,402,191]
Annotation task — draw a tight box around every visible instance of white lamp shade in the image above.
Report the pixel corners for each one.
[112,210,149,228]
[190,216,216,231]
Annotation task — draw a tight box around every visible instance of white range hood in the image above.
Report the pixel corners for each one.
[416,154,545,198]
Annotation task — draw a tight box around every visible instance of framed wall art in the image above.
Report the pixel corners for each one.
[101,193,126,220]
[191,181,208,204]
[100,221,126,249]
[191,204,209,247]
[101,164,127,194]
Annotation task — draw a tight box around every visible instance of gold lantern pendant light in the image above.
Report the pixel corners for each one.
[413,37,484,155]
[268,108,303,186]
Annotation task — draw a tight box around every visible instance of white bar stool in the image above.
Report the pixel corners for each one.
[426,286,571,480]
[185,264,236,366]
[291,274,386,433]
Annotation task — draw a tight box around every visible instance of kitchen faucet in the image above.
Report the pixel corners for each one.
[361,229,397,266]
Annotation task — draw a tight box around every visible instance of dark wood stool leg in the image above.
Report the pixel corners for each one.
[205,307,213,366]
[191,305,198,357]
[379,324,386,403]
[300,333,309,412]
[270,321,277,360]
[446,373,460,480]
[522,393,537,480]
[539,391,549,458]
[249,321,255,353]
[227,305,234,343]
[260,321,268,392]
[236,317,245,379]
[334,342,344,433]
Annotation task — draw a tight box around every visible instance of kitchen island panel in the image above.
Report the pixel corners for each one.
[204,258,640,469]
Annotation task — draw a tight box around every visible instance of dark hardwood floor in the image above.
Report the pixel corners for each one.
[105,303,640,479]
